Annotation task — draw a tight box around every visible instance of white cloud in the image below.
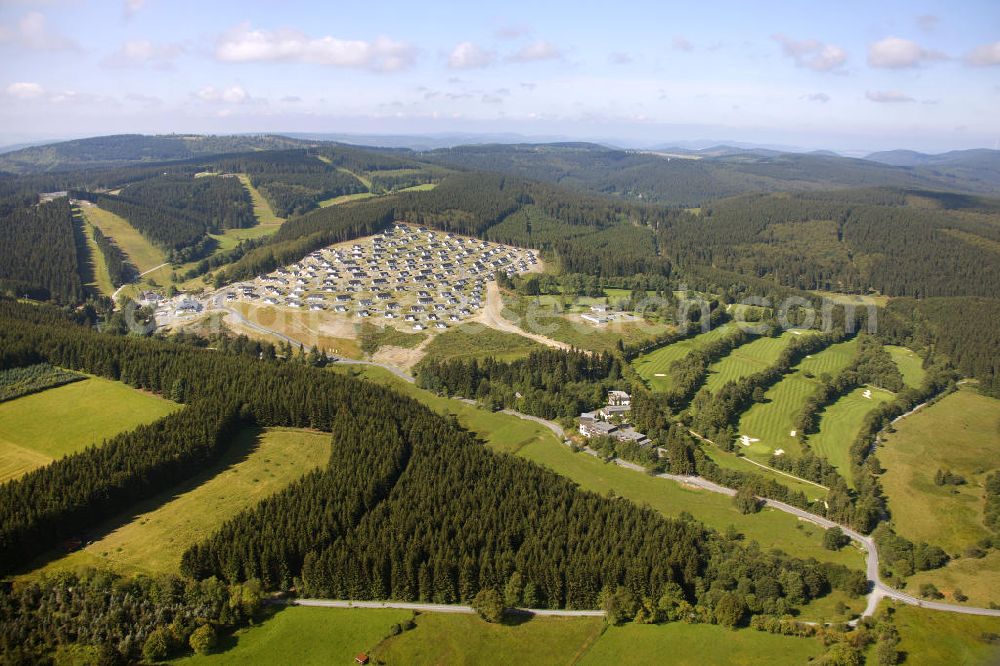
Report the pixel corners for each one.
[803,92,830,103]
[215,23,416,72]
[507,40,562,63]
[197,85,250,104]
[0,11,79,51]
[5,81,45,99]
[868,37,946,68]
[866,90,915,103]
[448,42,494,69]
[672,36,694,52]
[772,34,846,72]
[103,39,182,68]
[608,51,632,65]
[965,42,1000,67]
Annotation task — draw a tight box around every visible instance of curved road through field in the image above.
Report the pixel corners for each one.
[498,410,1000,621]
[210,294,1000,621]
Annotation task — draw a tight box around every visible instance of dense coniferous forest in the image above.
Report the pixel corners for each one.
[117,174,255,230]
[0,197,83,302]
[0,300,857,619]
[417,349,621,419]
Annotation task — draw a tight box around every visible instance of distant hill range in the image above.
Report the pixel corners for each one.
[2,134,998,205]
[419,142,1000,205]
[0,134,312,174]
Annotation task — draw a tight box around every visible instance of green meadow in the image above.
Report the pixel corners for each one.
[0,376,179,482]
[176,606,412,665]
[28,427,330,577]
[879,386,1000,554]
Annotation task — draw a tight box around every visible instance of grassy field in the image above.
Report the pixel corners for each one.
[886,345,926,388]
[0,377,179,482]
[397,183,438,192]
[79,202,168,282]
[906,550,1000,609]
[374,612,605,665]
[580,621,823,665]
[888,602,1000,665]
[78,212,115,297]
[337,167,372,190]
[418,324,545,365]
[632,323,736,392]
[808,385,893,475]
[703,330,805,394]
[176,606,412,665]
[237,174,284,226]
[28,427,329,577]
[516,434,864,569]
[736,339,860,463]
[318,191,376,207]
[334,365,864,569]
[879,386,1000,554]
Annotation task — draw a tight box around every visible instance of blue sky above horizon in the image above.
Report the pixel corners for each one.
[1,0,998,152]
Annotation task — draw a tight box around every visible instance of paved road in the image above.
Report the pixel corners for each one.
[502,409,1000,620]
[289,598,604,617]
[111,262,170,301]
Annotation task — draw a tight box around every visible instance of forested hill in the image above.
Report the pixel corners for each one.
[420,143,1000,204]
[0,134,312,174]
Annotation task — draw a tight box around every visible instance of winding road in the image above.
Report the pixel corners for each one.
[498,410,1000,621]
[197,292,1000,622]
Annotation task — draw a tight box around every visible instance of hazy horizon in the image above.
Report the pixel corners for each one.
[2,0,998,153]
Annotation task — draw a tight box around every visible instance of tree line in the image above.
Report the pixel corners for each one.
[0,197,84,303]
[0,299,857,623]
[90,222,137,286]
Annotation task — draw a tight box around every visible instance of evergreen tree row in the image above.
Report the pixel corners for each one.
[90,223,137,286]
[0,197,84,303]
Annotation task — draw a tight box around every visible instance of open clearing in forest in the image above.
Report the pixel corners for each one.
[79,202,168,279]
[27,427,329,577]
[237,174,284,226]
[879,386,1000,554]
[77,211,115,297]
[335,365,864,569]
[632,323,736,392]
[0,377,179,482]
[886,345,926,388]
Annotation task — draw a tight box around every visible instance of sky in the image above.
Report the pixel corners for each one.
[1,0,998,153]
